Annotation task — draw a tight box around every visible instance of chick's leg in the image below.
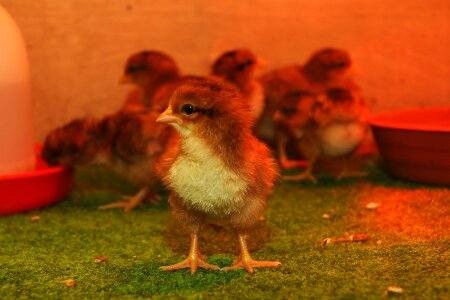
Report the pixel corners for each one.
[222,234,281,273]
[98,186,150,212]
[277,133,309,170]
[160,232,220,274]
[282,157,318,183]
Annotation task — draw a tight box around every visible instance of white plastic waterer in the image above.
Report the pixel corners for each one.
[0,5,35,175]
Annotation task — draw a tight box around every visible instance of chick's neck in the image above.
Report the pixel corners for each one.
[182,122,249,174]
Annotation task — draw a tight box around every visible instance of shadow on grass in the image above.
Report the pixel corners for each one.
[164,219,278,256]
[112,220,274,296]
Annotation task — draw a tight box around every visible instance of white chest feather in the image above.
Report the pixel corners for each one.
[318,122,366,157]
[168,136,247,215]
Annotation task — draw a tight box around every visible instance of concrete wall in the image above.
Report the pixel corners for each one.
[1,0,449,141]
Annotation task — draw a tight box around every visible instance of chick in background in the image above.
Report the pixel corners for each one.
[281,87,369,182]
[211,49,265,123]
[42,107,175,212]
[120,50,180,111]
[273,90,316,171]
[256,47,357,148]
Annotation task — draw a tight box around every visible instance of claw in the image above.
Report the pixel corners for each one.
[283,170,317,183]
[222,234,281,273]
[222,257,281,273]
[161,257,220,274]
[160,233,219,274]
[98,187,151,212]
[98,201,131,210]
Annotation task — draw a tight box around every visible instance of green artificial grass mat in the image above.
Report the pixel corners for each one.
[1,164,449,299]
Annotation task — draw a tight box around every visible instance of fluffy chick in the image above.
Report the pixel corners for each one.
[283,87,368,182]
[211,49,265,122]
[42,108,175,211]
[156,77,281,274]
[120,50,180,110]
[256,47,356,146]
[257,64,310,147]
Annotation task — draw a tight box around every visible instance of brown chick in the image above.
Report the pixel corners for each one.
[256,47,356,147]
[120,50,180,110]
[155,77,281,274]
[272,90,316,170]
[256,64,310,147]
[283,87,368,182]
[211,49,265,122]
[42,107,175,212]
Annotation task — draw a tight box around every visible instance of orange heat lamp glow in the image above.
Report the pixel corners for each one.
[359,187,450,240]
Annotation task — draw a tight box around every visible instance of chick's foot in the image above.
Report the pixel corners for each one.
[222,254,281,273]
[222,234,281,273]
[160,233,219,274]
[160,256,220,274]
[98,187,150,212]
[283,169,317,183]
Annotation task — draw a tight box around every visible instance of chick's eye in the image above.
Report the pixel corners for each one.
[237,60,254,71]
[281,107,296,116]
[127,66,137,73]
[127,65,145,74]
[181,104,197,115]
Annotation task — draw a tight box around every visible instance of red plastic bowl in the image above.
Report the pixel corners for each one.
[0,145,74,215]
[369,106,450,186]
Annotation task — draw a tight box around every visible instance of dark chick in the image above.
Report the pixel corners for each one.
[120,50,180,110]
[155,77,281,274]
[96,108,176,211]
[256,47,357,147]
[256,64,310,147]
[283,87,368,182]
[211,49,265,122]
[43,108,175,212]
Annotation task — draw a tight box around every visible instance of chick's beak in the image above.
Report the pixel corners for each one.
[255,57,267,68]
[119,74,132,84]
[156,107,182,125]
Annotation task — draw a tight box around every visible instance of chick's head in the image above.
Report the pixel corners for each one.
[314,87,363,123]
[211,49,262,86]
[156,77,253,138]
[304,48,352,81]
[121,50,179,88]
